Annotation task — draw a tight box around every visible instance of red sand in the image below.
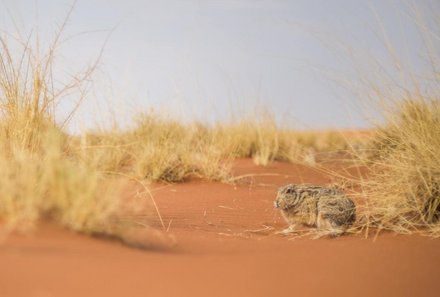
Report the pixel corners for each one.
[1,159,439,297]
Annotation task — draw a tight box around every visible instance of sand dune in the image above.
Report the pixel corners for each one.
[1,159,438,297]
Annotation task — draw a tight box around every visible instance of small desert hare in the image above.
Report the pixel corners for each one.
[274,184,356,237]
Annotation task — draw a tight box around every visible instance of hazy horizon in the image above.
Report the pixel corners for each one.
[1,0,439,132]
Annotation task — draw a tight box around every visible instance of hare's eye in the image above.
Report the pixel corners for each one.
[286,187,294,194]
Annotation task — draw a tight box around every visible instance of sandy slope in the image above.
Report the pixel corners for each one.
[1,159,438,297]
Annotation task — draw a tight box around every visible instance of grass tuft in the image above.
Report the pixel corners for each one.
[358,98,440,236]
[0,18,159,248]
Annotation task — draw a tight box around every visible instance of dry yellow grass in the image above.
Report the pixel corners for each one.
[73,113,232,183]
[210,116,364,166]
[74,112,361,185]
[357,99,440,237]
[0,16,158,249]
[302,4,440,238]
[0,124,120,233]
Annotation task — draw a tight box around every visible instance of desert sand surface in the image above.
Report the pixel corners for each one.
[1,159,438,297]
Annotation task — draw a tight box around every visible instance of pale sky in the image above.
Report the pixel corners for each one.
[1,0,439,132]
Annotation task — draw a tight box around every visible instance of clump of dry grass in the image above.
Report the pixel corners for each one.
[211,116,357,165]
[308,3,440,238]
[210,116,282,165]
[359,98,440,236]
[76,112,360,184]
[0,16,163,249]
[130,114,231,182]
[74,113,232,183]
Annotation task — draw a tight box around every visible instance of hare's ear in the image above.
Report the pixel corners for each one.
[277,185,288,193]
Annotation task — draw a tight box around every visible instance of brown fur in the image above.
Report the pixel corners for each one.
[274,184,356,236]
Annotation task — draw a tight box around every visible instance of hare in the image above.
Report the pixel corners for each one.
[274,184,356,237]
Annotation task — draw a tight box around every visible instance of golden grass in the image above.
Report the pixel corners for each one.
[337,4,440,238]
[73,114,232,183]
[0,16,160,249]
[357,98,440,237]
[72,112,362,185]
[210,116,358,166]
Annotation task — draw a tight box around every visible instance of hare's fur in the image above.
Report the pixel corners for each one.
[274,184,356,237]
